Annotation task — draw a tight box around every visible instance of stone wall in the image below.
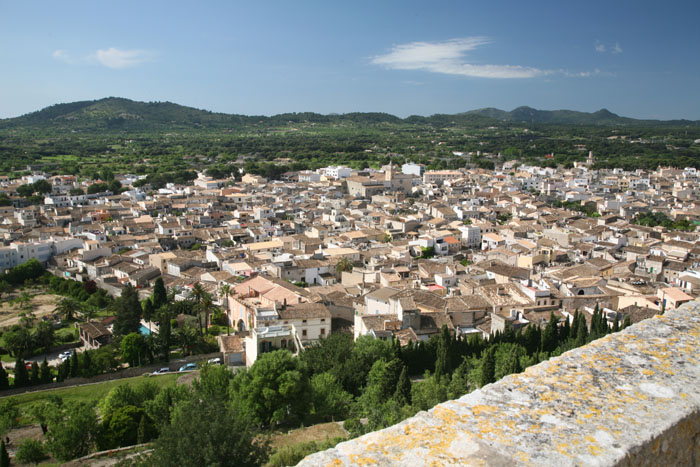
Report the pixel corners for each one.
[299,301,700,466]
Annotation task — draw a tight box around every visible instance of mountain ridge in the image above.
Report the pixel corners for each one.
[1,97,698,132]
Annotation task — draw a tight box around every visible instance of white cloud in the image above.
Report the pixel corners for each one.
[52,49,68,60]
[93,47,151,69]
[595,41,622,54]
[371,38,547,79]
[52,49,78,64]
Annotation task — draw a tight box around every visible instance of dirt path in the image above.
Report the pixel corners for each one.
[0,292,62,327]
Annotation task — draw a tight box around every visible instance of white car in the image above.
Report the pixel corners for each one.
[207,357,222,365]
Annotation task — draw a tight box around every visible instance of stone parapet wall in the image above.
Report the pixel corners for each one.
[299,301,700,466]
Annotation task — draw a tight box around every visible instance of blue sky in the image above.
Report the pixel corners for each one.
[1,0,698,120]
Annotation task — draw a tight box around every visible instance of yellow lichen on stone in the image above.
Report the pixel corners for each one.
[349,454,378,465]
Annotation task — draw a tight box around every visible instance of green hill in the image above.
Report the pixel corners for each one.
[465,106,698,126]
[1,98,697,133]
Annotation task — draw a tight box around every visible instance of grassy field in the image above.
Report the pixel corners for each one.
[5,373,180,415]
[269,422,348,449]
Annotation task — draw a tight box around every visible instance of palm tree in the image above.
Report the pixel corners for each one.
[176,322,199,357]
[218,284,232,309]
[190,282,211,336]
[54,297,82,321]
[200,294,215,335]
[190,282,207,305]
[336,257,354,275]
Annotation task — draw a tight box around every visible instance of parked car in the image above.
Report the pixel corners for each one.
[153,367,171,374]
[178,363,198,372]
[59,351,73,362]
[207,357,222,365]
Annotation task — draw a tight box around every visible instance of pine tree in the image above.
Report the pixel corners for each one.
[14,358,29,388]
[0,362,8,390]
[393,366,412,406]
[40,358,52,384]
[70,351,79,378]
[30,361,40,386]
[1,440,9,467]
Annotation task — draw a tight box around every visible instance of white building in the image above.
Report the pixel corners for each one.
[423,170,463,185]
[0,241,53,271]
[322,166,352,179]
[402,163,425,177]
[459,225,482,249]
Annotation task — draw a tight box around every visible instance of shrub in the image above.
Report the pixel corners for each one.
[15,438,47,465]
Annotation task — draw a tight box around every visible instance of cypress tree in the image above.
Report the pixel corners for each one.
[589,309,600,340]
[571,310,580,341]
[142,299,155,328]
[40,358,52,384]
[0,362,8,390]
[1,440,9,467]
[575,314,588,347]
[612,314,620,333]
[14,358,29,388]
[559,314,571,342]
[70,351,79,378]
[393,366,412,406]
[114,285,142,336]
[81,351,92,377]
[434,325,452,381]
[137,414,148,444]
[540,312,558,353]
[478,347,496,387]
[30,361,40,386]
[152,277,167,310]
[623,315,632,329]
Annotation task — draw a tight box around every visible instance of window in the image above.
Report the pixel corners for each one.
[320,328,325,336]
[302,329,307,337]
[320,318,325,322]
[302,319,307,323]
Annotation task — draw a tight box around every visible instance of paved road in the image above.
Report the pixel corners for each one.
[4,347,82,369]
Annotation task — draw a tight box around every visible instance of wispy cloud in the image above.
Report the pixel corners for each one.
[371,38,548,79]
[52,49,79,64]
[52,49,68,60]
[93,47,152,69]
[595,41,622,54]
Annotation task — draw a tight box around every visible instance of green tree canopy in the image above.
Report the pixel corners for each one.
[151,398,267,467]
[230,350,310,426]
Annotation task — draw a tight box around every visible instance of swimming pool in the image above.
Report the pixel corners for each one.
[139,324,151,335]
